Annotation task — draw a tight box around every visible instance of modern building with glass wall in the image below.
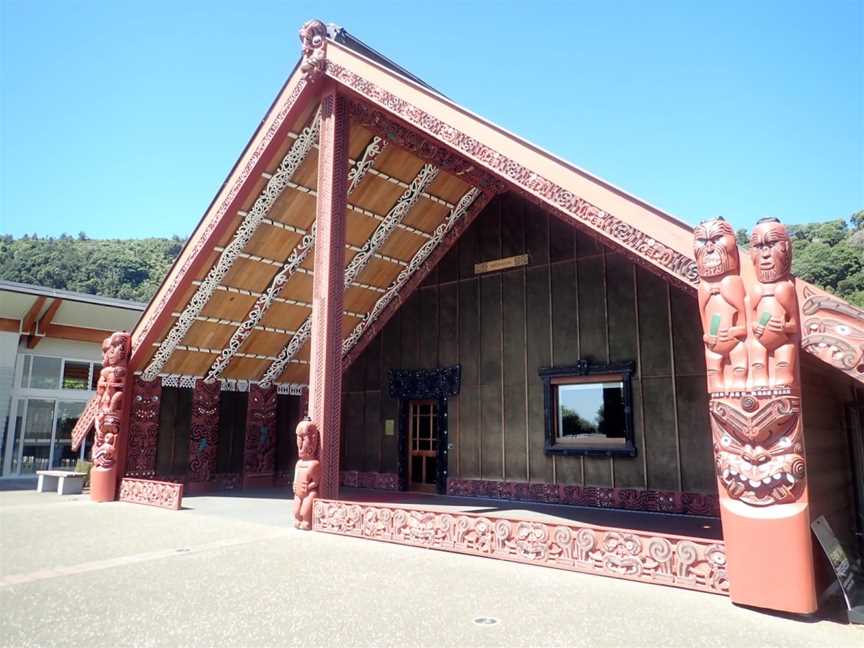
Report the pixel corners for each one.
[0,280,143,476]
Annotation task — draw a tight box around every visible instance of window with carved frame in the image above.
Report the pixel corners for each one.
[540,361,636,457]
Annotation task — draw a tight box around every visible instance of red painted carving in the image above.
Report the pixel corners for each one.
[92,333,131,470]
[694,218,748,392]
[299,19,328,82]
[330,69,699,288]
[243,384,277,478]
[293,419,321,530]
[119,478,183,510]
[313,499,728,595]
[126,377,161,474]
[445,479,720,517]
[799,284,864,380]
[694,217,816,613]
[70,394,99,455]
[188,380,221,484]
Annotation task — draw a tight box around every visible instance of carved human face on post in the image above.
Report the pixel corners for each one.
[295,419,320,460]
[103,332,131,368]
[749,218,792,283]
[299,19,327,58]
[693,218,739,279]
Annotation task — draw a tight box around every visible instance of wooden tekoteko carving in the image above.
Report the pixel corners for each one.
[693,217,816,613]
[293,418,320,530]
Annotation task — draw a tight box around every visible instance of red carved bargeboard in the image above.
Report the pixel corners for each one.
[188,380,221,484]
[118,478,183,511]
[126,377,161,474]
[313,499,728,596]
[446,479,720,517]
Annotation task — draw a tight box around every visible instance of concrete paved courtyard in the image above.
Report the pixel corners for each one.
[1,485,861,648]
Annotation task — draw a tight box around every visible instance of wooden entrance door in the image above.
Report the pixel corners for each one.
[408,400,438,492]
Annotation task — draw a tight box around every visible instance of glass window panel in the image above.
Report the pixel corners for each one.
[62,361,90,390]
[9,403,24,473]
[19,356,31,387]
[556,382,625,441]
[90,364,102,390]
[52,401,86,469]
[21,399,55,473]
[29,357,61,389]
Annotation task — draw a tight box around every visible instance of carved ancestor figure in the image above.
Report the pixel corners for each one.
[693,218,748,392]
[299,19,328,81]
[748,218,799,387]
[92,332,131,470]
[292,418,321,530]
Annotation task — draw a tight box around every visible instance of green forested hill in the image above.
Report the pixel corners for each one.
[0,234,184,302]
[1,211,862,307]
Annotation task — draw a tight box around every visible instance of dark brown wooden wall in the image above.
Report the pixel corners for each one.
[802,358,859,546]
[341,192,717,494]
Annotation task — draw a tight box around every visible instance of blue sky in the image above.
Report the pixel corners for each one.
[1,1,861,239]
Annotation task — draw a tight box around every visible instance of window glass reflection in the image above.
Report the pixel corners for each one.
[556,382,625,441]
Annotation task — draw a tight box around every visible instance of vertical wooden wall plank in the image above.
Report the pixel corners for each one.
[502,268,527,481]
[526,264,553,482]
[380,313,401,473]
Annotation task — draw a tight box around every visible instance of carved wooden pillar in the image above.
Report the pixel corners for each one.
[187,379,221,492]
[126,377,161,475]
[89,332,132,502]
[309,87,348,500]
[243,383,278,489]
[693,217,816,614]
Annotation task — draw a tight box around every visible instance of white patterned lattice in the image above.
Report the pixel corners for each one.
[202,135,387,384]
[141,108,322,381]
[276,383,307,396]
[342,187,482,356]
[258,163,439,387]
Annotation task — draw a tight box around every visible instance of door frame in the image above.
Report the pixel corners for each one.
[388,365,461,496]
[845,402,864,553]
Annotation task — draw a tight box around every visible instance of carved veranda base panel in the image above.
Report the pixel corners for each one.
[126,378,161,474]
[313,499,728,596]
[118,478,183,510]
[243,385,278,485]
[188,380,221,483]
[447,479,720,517]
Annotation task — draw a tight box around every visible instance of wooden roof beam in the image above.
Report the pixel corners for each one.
[258,162,440,387]
[27,298,62,348]
[20,296,46,335]
[171,312,297,337]
[200,282,367,319]
[140,108,322,381]
[169,343,308,364]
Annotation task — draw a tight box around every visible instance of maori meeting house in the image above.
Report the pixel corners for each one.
[73,20,864,616]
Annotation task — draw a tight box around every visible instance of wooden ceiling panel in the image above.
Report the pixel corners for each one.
[222,257,278,294]
[300,251,315,272]
[295,344,310,362]
[378,228,429,262]
[162,349,215,376]
[279,273,314,302]
[239,329,290,357]
[269,185,317,230]
[348,123,377,158]
[200,291,257,321]
[344,285,380,314]
[261,302,310,331]
[427,171,472,204]
[182,320,234,351]
[190,249,221,282]
[223,356,271,381]
[290,150,320,189]
[403,199,447,235]
[373,145,426,185]
[345,212,379,248]
[356,258,401,291]
[277,362,309,385]
[237,175,269,214]
[245,226,303,263]
[348,174,405,217]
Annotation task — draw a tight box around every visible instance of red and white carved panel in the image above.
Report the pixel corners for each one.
[126,377,161,475]
[313,499,728,595]
[118,478,183,510]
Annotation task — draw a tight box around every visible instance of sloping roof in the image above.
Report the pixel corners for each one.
[128,20,864,389]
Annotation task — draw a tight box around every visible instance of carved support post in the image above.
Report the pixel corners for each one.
[89,332,132,502]
[693,218,816,614]
[243,383,278,489]
[126,377,161,475]
[187,379,221,492]
[309,87,348,500]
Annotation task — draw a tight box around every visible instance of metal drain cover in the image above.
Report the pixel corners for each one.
[473,617,499,626]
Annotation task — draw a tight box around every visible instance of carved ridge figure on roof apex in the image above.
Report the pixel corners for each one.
[299,19,328,82]
[693,217,747,393]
